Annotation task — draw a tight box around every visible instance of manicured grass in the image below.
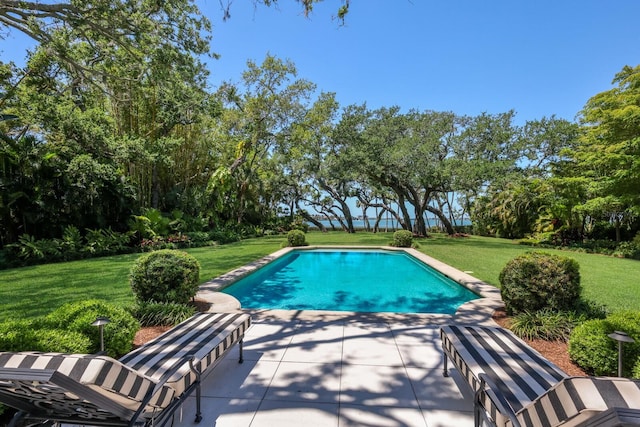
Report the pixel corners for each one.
[0,236,284,322]
[0,231,638,322]
[412,234,640,311]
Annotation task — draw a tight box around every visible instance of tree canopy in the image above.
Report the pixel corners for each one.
[1,0,639,255]
[575,65,640,214]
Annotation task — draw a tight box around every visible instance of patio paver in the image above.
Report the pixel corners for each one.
[172,311,476,427]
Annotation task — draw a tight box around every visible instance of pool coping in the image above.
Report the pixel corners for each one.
[196,246,504,325]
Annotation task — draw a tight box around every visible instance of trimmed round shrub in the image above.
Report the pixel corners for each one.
[568,311,640,377]
[45,299,139,357]
[0,319,92,353]
[499,252,581,315]
[286,229,308,247]
[130,249,201,305]
[391,230,413,248]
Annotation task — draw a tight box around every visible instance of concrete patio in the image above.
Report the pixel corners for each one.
[174,247,504,426]
[171,309,481,427]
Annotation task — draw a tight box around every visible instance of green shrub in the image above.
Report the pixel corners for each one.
[0,319,92,353]
[60,225,84,260]
[391,230,413,247]
[286,229,308,247]
[510,309,581,342]
[573,298,610,320]
[499,252,581,315]
[185,231,214,246]
[568,311,640,377]
[130,249,201,305]
[84,228,131,256]
[10,234,60,262]
[45,300,139,357]
[130,301,196,326]
[634,359,640,379]
[289,217,310,233]
[613,241,640,260]
[209,229,241,244]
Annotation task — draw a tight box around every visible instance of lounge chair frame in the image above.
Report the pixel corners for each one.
[0,312,251,427]
[441,324,640,427]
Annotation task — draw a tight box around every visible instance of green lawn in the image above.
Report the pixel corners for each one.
[0,232,638,322]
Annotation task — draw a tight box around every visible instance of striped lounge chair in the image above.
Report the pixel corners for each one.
[0,312,251,427]
[441,325,640,427]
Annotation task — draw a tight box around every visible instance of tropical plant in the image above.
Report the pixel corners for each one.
[509,309,581,341]
[130,301,196,326]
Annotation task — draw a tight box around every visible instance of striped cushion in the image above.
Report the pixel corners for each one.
[119,312,251,397]
[515,377,640,427]
[440,325,567,427]
[0,352,175,421]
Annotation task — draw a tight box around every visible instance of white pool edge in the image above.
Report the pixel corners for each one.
[196,245,504,325]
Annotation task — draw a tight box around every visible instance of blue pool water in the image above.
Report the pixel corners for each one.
[222,249,478,314]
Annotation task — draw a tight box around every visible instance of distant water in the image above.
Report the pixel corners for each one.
[308,218,471,230]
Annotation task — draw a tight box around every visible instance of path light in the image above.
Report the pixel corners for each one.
[608,330,635,377]
[91,316,110,353]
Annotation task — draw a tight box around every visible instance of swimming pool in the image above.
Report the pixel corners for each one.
[221,249,478,314]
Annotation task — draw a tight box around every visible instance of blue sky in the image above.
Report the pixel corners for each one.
[2,0,639,125]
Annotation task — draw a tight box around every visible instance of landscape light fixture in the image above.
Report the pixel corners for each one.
[91,316,111,353]
[608,330,635,377]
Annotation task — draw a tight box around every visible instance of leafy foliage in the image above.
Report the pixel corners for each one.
[286,230,308,247]
[0,319,92,353]
[0,299,138,357]
[44,300,139,357]
[634,359,640,379]
[390,230,414,248]
[499,252,581,315]
[130,249,201,304]
[472,179,544,239]
[569,311,640,377]
[130,301,196,327]
[209,229,242,244]
[509,309,583,342]
[574,65,640,215]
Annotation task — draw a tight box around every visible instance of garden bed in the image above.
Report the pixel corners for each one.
[492,308,586,376]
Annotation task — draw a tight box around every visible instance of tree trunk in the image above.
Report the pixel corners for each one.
[296,205,327,232]
[362,206,370,231]
[426,205,455,234]
[340,201,356,233]
[373,209,385,233]
[397,195,411,230]
[151,164,160,209]
[319,179,356,233]
[413,210,427,236]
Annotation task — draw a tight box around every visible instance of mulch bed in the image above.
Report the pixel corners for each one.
[133,299,211,348]
[492,308,587,376]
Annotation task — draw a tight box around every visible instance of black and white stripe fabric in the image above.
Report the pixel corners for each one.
[441,325,640,427]
[441,325,568,427]
[0,312,251,425]
[119,312,251,397]
[0,352,175,422]
[516,376,640,427]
